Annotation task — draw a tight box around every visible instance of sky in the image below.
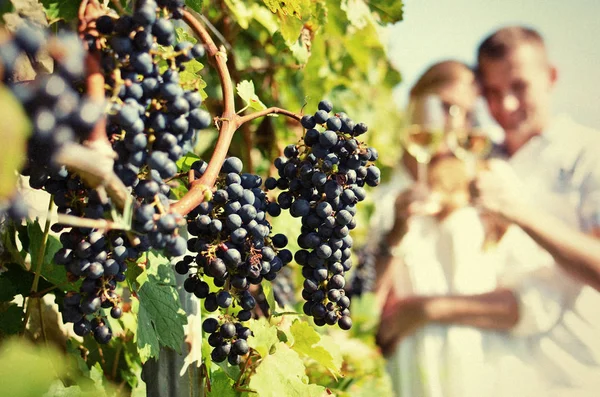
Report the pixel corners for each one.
[386,0,600,129]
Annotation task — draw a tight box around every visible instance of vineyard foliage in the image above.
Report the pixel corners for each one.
[0,0,404,396]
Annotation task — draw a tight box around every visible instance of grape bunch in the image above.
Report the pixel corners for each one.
[271,265,296,308]
[174,156,290,364]
[44,1,214,343]
[0,23,100,220]
[91,0,211,190]
[346,246,377,299]
[202,317,251,366]
[265,99,380,329]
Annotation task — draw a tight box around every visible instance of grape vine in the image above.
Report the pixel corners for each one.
[0,0,401,395]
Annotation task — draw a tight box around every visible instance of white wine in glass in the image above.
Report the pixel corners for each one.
[402,94,446,182]
[447,128,492,161]
[447,100,494,173]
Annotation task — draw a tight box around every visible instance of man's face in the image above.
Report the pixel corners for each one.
[478,44,556,139]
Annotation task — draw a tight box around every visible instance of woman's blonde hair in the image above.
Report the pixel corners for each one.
[409,60,475,99]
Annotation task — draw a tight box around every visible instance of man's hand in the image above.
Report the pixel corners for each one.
[376,294,428,356]
[472,159,530,221]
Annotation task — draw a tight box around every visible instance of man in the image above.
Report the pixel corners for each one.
[378,26,600,396]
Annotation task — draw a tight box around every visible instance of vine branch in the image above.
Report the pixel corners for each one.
[172,12,303,216]
[236,107,302,128]
[172,11,240,215]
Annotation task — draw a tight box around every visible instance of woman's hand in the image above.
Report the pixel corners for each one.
[376,293,429,356]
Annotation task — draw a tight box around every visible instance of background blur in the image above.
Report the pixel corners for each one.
[388,0,600,129]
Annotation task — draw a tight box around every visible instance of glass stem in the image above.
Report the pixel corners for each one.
[417,160,428,184]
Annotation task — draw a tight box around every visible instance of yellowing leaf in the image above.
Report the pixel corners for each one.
[246,317,279,358]
[289,320,342,376]
[248,343,326,397]
[236,80,267,111]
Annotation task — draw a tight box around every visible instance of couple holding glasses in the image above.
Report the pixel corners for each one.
[373,26,600,397]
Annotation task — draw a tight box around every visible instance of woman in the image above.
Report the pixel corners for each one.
[372,60,503,397]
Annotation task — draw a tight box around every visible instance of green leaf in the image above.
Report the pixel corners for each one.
[40,0,79,21]
[27,219,72,288]
[236,80,267,111]
[247,342,326,397]
[249,3,279,34]
[0,338,67,396]
[176,27,198,45]
[135,251,187,362]
[43,362,119,397]
[289,319,342,376]
[246,317,279,358]
[185,0,204,14]
[176,152,202,173]
[261,281,277,316]
[0,263,34,301]
[207,370,238,397]
[366,0,404,23]
[224,0,252,29]
[0,303,23,336]
[0,84,29,199]
[262,0,306,18]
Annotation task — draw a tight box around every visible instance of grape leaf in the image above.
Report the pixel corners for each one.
[27,219,74,289]
[341,0,372,29]
[135,251,187,362]
[260,281,277,316]
[289,319,342,376]
[185,0,204,14]
[0,85,29,199]
[0,339,67,397]
[262,0,312,45]
[366,0,404,23]
[176,152,202,173]
[247,342,326,397]
[246,317,279,358]
[0,303,23,336]
[250,3,279,34]
[224,0,252,29]
[236,80,267,111]
[206,370,237,397]
[262,0,305,18]
[0,263,33,301]
[40,0,79,21]
[176,27,198,44]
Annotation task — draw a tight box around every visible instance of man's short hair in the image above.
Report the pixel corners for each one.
[477,26,546,64]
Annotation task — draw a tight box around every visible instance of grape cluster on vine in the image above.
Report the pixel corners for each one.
[90,0,211,188]
[346,246,377,299]
[0,22,99,220]
[1,1,215,344]
[265,99,381,330]
[174,156,290,364]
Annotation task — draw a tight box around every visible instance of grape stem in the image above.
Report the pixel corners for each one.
[56,213,125,231]
[55,143,129,211]
[171,12,302,215]
[21,197,54,335]
[79,0,110,146]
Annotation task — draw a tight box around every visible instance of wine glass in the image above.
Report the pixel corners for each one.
[401,94,447,184]
[446,99,494,175]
